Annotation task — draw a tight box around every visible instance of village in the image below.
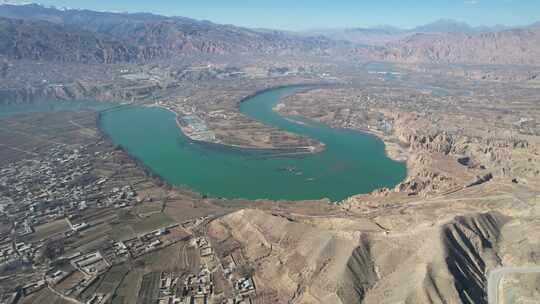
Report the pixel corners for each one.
[0,130,259,304]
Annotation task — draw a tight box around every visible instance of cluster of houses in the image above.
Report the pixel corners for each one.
[180,266,214,304]
[71,251,110,276]
[0,241,21,273]
[149,268,216,304]
[124,224,189,258]
[194,237,213,259]
[0,140,261,304]
[158,272,181,303]
[219,252,257,303]
[155,101,219,143]
[0,143,147,302]
[0,144,139,239]
[136,266,215,304]
[40,251,111,300]
[86,293,109,304]
[0,291,20,304]
[0,144,141,265]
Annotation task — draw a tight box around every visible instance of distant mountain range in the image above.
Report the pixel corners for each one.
[0,3,343,63]
[306,19,523,45]
[0,3,539,66]
[412,19,512,34]
[303,27,408,46]
[354,27,540,65]
[306,19,540,66]
[0,17,165,63]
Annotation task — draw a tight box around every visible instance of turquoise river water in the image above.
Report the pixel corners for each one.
[0,86,407,201]
[99,86,406,201]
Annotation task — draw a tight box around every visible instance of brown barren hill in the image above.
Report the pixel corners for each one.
[207,208,535,304]
[356,27,540,65]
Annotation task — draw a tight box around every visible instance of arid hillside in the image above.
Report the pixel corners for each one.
[0,17,162,63]
[208,193,540,304]
[356,27,540,65]
[0,4,342,63]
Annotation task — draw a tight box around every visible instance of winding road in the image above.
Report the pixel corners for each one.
[487,266,540,304]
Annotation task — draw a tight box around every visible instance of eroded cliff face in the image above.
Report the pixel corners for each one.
[385,110,540,196]
[443,213,509,303]
[275,85,540,198]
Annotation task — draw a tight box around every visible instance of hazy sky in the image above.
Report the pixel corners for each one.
[13,0,540,30]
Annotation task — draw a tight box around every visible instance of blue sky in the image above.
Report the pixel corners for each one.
[17,0,540,30]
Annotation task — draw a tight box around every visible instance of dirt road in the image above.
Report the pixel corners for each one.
[487,266,540,304]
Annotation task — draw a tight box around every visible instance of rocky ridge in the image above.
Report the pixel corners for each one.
[208,207,536,304]
[0,4,343,64]
[356,27,540,65]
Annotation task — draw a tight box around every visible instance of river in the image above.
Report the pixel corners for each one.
[0,86,406,201]
[99,86,406,201]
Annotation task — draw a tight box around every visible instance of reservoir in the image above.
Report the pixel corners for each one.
[0,86,406,201]
[100,86,406,201]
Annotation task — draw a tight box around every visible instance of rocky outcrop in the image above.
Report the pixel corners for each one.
[396,131,455,154]
[443,213,509,303]
[339,236,377,303]
[394,167,457,195]
[384,110,539,196]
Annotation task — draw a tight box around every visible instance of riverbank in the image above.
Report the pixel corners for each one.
[275,101,409,164]
[149,103,324,156]
[0,86,407,201]
[98,86,406,201]
[96,110,180,192]
[360,128,409,163]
